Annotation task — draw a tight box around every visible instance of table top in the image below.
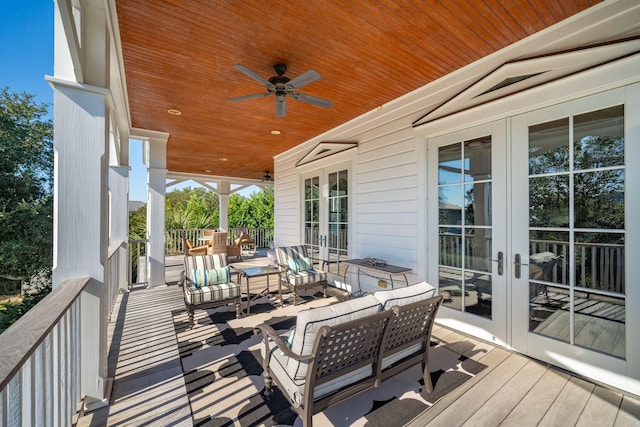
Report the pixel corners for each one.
[345,259,412,274]
[241,266,280,278]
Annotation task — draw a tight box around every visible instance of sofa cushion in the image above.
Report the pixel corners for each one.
[265,343,372,407]
[373,281,436,309]
[286,294,382,381]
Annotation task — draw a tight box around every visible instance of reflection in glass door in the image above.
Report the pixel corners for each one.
[524,105,626,358]
[327,170,349,274]
[438,136,494,319]
[303,169,349,275]
[303,176,321,260]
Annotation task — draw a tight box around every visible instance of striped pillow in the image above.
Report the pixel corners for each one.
[287,257,313,273]
[191,266,231,288]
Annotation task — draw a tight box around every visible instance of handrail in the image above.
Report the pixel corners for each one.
[0,277,90,391]
[164,228,274,254]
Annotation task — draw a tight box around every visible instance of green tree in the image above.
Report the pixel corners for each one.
[0,87,53,297]
[228,188,274,228]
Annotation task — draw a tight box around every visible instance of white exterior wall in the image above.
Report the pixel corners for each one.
[274,3,640,395]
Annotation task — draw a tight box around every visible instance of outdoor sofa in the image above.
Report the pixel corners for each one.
[254,281,442,426]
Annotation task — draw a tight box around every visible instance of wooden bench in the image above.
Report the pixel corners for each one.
[254,281,442,426]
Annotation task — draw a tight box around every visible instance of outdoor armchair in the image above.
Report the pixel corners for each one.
[184,237,208,256]
[208,231,228,255]
[182,253,242,328]
[275,245,327,305]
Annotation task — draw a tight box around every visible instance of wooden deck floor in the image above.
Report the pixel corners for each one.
[76,254,640,426]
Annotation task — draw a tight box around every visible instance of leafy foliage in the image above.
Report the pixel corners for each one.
[0,87,53,297]
[0,268,51,334]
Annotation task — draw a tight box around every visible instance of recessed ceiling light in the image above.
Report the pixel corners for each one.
[204,169,212,173]
[219,158,228,162]
[167,108,182,115]
[270,130,281,135]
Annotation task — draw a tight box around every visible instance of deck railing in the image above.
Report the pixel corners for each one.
[0,240,129,426]
[164,228,274,254]
[128,239,148,288]
[439,233,625,294]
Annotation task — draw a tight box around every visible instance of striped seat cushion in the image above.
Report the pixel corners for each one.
[184,281,241,305]
[284,269,327,286]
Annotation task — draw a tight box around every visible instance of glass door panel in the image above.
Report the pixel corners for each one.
[303,168,349,276]
[525,105,625,358]
[438,136,494,319]
[512,91,628,371]
[303,176,320,260]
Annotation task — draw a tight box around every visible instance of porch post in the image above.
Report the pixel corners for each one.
[144,135,168,287]
[218,180,230,231]
[48,0,112,409]
[109,164,130,291]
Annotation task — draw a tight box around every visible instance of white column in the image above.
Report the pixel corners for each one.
[109,165,129,291]
[48,79,109,409]
[218,180,231,231]
[145,136,168,287]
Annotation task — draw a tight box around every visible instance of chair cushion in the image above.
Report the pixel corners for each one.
[191,266,231,288]
[184,282,241,305]
[286,295,382,381]
[373,281,436,309]
[287,256,313,273]
[266,343,372,407]
[285,269,327,286]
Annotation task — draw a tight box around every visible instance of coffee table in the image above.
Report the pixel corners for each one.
[241,266,281,314]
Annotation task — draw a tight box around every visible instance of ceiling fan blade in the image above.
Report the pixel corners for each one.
[228,92,273,102]
[285,70,321,90]
[234,64,275,90]
[276,94,286,118]
[290,92,333,108]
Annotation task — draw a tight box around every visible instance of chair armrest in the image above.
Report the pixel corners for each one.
[254,323,314,362]
[229,265,242,282]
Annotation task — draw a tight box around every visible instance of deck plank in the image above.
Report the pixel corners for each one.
[539,376,595,426]
[420,351,528,426]
[499,367,571,426]
[576,385,624,427]
[614,394,640,427]
[461,359,548,426]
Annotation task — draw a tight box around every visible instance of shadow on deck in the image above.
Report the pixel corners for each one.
[76,253,640,426]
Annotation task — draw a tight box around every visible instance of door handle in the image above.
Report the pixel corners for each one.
[492,251,504,276]
[514,253,528,279]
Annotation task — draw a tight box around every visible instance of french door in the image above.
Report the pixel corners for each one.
[511,89,629,376]
[429,87,635,387]
[427,121,508,345]
[302,164,349,278]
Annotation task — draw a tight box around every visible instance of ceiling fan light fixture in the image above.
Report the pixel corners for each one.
[229,63,333,118]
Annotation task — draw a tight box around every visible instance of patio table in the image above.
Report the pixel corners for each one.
[240,266,281,314]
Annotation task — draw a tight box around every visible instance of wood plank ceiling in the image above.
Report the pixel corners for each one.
[115,0,600,181]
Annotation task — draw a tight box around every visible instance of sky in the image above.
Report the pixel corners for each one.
[0,1,253,202]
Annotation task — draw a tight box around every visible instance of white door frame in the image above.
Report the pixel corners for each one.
[427,120,508,347]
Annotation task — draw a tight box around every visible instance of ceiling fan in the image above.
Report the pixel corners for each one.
[229,63,333,118]
[261,171,273,182]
